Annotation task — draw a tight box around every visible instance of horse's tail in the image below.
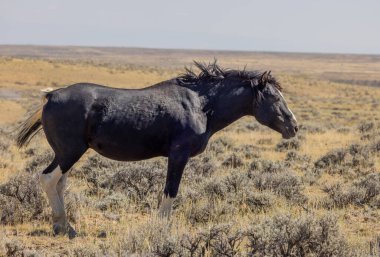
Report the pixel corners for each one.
[16,88,53,148]
[16,107,43,148]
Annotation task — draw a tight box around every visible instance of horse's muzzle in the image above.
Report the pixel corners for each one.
[282,121,298,139]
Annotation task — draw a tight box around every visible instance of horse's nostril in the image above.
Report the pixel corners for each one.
[294,126,299,132]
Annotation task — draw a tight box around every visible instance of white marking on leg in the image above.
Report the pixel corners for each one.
[159,194,175,217]
[40,167,66,225]
[56,173,68,210]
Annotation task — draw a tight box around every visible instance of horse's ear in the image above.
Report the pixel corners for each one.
[259,71,269,90]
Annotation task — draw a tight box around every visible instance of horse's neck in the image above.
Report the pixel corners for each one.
[204,83,253,135]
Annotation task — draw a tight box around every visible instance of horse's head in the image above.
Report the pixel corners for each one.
[252,71,298,139]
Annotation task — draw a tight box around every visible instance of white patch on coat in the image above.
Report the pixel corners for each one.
[40,167,66,224]
[56,173,68,208]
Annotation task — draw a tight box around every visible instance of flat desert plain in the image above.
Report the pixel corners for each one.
[0,46,379,256]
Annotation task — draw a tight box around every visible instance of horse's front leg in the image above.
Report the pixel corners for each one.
[159,146,190,217]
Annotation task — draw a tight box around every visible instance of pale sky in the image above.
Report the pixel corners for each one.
[1,0,380,54]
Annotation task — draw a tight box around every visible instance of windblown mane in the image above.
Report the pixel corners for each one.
[177,60,282,91]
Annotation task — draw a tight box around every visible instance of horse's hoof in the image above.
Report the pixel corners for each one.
[52,223,77,239]
[52,223,65,236]
[67,224,77,239]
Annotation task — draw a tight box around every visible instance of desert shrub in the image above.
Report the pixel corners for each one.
[245,123,261,131]
[301,166,321,185]
[285,150,310,163]
[251,170,304,201]
[95,192,130,211]
[120,218,179,256]
[185,201,214,224]
[247,159,304,201]
[120,219,246,256]
[0,173,48,225]
[223,173,251,194]
[321,174,380,208]
[276,138,301,152]
[4,239,24,257]
[347,144,372,168]
[107,162,165,199]
[69,245,99,257]
[176,187,203,206]
[249,160,287,174]
[185,155,217,181]
[220,173,275,213]
[65,192,83,223]
[179,233,205,256]
[353,172,380,205]
[4,239,41,257]
[180,223,244,256]
[242,191,276,212]
[315,149,346,169]
[323,183,364,208]
[104,161,165,211]
[314,144,375,175]
[246,214,356,257]
[285,151,314,177]
[222,153,244,168]
[202,178,228,200]
[74,154,128,182]
[78,155,166,211]
[208,138,234,155]
[24,150,54,173]
[0,138,9,152]
[67,243,115,257]
[185,200,235,225]
[371,140,380,153]
[299,124,325,134]
[0,172,80,225]
[233,144,261,159]
[358,121,374,133]
[206,224,244,257]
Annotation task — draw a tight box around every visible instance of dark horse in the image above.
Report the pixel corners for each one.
[17,61,298,238]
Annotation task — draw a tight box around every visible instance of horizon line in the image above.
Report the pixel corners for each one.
[1,43,380,57]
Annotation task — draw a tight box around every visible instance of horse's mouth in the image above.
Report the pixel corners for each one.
[282,126,298,139]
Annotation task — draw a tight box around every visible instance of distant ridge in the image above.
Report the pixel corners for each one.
[1,45,379,69]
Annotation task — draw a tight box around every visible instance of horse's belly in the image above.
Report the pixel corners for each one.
[88,125,169,161]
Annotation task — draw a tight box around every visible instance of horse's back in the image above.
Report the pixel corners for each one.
[86,83,207,160]
[42,82,207,161]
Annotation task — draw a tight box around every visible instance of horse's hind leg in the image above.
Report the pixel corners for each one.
[56,173,68,210]
[55,172,77,237]
[40,151,85,238]
[40,159,67,235]
[41,98,89,237]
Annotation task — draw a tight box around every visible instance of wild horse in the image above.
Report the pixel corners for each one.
[17,61,298,238]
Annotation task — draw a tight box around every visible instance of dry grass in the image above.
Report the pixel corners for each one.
[0,47,379,256]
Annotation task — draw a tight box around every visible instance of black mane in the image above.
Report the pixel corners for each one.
[177,61,282,91]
